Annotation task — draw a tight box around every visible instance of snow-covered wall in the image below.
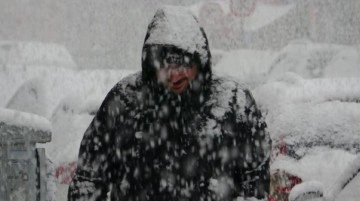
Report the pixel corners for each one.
[0,108,51,133]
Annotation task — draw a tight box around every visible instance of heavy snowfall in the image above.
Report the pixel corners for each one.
[0,0,360,201]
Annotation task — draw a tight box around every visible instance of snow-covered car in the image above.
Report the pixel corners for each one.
[0,41,134,162]
[198,39,360,200]
[288,154,360,201]
[0,41,78,111]
[253,75,360,201]
[213,40,360,90]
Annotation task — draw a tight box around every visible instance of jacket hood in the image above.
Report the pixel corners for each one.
[141,5,212,84]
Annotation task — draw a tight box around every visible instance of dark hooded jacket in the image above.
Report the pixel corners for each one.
[68,6,271,201]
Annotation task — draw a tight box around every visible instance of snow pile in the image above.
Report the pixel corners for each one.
[0,41,77,69]
[335,172,360,201]
[6,78,48,116]
[325,47,360,77]
[42,69,135,164]
[253,76,360,150]
[0,41,136,164]
[271,101,360,150]
[0,66,77,117]
[267,41,360,80]
[328,155,360,201]
[0,108,51,133]
[45,94,94,163]
[284,153,360,201]
[272,147,357,188]
[213,41,360,90]
[289,181,324,201]
[145,5,208,64]
[0,41,80,109]
[1,51,135,163]
[214,49,276,88]
[1,64,134,119]
[256,75,360,105]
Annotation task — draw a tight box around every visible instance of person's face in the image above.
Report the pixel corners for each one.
[156,63,198,94]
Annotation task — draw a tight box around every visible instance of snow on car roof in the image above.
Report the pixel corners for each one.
[254,75,360,150]
[334,155,360,201]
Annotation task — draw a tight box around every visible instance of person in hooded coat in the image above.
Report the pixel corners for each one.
[68,5,271,201]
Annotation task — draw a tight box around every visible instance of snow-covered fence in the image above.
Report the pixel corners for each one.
[0,108,51,201]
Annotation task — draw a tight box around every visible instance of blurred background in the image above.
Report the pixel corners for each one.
[1,0,205,69]
[1,0,359,70]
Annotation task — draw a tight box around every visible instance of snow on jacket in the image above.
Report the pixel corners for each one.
[68,5,271,201]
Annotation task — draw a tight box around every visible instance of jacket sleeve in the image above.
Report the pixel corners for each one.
[68,89,125,201]
[243,90,271,198]
[237,89,272,199]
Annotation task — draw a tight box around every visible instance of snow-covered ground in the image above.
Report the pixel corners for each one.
[1,39,359,201]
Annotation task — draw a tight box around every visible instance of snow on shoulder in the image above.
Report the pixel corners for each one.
[145,5,208,65]
[0,108,52,135]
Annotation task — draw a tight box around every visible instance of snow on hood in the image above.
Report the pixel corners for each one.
[144,5,208,65]
[272,147,357,191]
[253,75,360,150]
[334,155,360,201]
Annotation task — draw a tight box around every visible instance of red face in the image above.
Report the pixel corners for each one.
[156,64,198,94]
